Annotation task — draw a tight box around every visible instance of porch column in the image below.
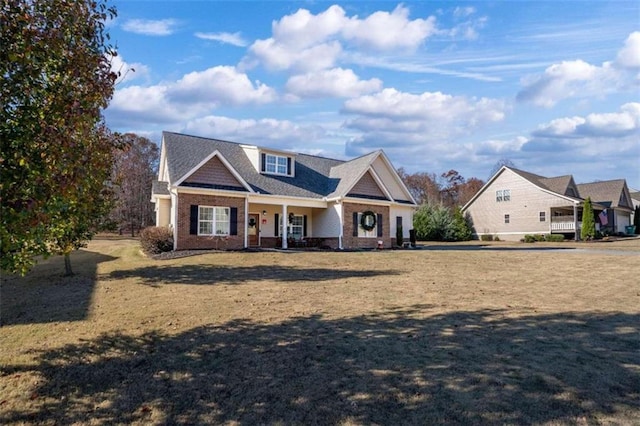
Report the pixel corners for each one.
[282,204,288,249]
[244,197,249,249]
[574,203,579,241]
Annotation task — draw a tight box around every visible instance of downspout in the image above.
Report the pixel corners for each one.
[171,188,179,250]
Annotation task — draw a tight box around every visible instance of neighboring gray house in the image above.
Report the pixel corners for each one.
[151,132,417,250]
[461,166,634,241]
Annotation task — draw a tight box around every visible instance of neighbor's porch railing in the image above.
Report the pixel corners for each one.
[551,215,579,231]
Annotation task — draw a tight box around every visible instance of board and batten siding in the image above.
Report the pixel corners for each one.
[183,156,243,188]
[464,169,575,241]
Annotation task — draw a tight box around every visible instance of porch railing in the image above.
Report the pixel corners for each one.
[551,215,579,231]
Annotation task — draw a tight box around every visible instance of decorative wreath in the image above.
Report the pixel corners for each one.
[360,210,377,231]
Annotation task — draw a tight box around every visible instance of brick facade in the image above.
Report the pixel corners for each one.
[176,192,245,250]
[342,202,391,249]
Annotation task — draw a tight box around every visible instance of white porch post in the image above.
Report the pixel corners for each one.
[574,203,579,241]
[244,197,249,249]
[282,204,288,249]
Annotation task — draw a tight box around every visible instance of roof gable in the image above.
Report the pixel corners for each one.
[347,170,389,200]
[577,179,632,209]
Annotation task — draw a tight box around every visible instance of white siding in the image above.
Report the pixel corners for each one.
[241,145,260,172]
[156,198,171,227]
[390,205,414,238]
[464,169,576,241]
[313,202,342,238]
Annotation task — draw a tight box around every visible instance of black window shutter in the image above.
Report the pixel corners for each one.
[230,207,238,235]
[303,215,308,237]
[353,212,359,237]
[377,213,383,237]
[190,205,199,235]
[274,213,279,236]
[287,157,292,175]
[396,216,402,228]
[261,153,266,172]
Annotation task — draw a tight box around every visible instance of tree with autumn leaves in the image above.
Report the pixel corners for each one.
[1,0,120,275]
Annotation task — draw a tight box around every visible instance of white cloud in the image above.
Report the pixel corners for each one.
[285,68,382,99]
[341,5,437,50]
[616,31,640,69]
[517,32,640,107]
[183,115,326,150]
[195,31,247,47]
[106,66,277,125]
[533,102,640,138]
[341,88,506,161]
[343,88,505,124]
[121,19,178,36]
[242,4,437,72]
[167,66,277,106]
[453,6,476,19]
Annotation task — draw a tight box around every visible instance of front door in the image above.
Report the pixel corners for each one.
[248,213,260,246]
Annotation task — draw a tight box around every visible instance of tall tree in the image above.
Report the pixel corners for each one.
[440,169,465,208]
[397,168,441,205]
[634,205,640,231]
[1,0,119,275]
[581,197,596,241]
[110,133,160,236]
[458,177,485,207]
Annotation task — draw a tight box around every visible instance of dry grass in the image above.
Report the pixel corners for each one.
[1,237,639,425]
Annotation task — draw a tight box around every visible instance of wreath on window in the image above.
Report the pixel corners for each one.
[360,210,377,231]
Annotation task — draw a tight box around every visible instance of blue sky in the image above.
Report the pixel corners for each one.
[105,1,640,188]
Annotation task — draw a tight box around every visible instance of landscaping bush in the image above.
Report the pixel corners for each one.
[524,234,536,243]
[545,234,564,242]
[480,234,494,241]
[413,203,473,242]
[140,226,173,254]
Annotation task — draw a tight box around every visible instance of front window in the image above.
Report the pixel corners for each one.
[280,214,303,240]
[359,212,377,238]
[198,206,230,235]
[265,154,288,175]
[504,214,510,224]
[539,211,546,222]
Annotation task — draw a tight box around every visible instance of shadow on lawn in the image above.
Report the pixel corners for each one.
[0,250,116,326]
[2,307,638,424]
[108,264,400,286]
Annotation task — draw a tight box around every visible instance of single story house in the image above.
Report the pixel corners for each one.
[461,166,634,241]
[151,132,417,250]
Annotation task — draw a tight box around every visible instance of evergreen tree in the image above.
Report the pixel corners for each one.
[581,197,596,241]
[634,205,640,231]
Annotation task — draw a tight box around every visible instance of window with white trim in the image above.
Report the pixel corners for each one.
[358,212,377,238]
[265,154,288,175]
[539,211,546,222]
[280,214,303,240]
[198,206,230,235]
[496,189,511,202]
[504,214,510,224]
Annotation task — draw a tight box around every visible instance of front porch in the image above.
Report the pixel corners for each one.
[550,207,602,236]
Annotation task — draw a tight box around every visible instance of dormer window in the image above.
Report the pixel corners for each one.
[261,152,293,176]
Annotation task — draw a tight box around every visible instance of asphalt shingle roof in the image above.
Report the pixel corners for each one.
[577,180,631,209]
[160,131,378,199]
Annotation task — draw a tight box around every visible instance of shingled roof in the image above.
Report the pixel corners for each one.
[509,168,581,200]
[577,180,633,210]
[158,131,412,202]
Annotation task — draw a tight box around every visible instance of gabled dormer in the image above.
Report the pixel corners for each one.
[241,144,296,177]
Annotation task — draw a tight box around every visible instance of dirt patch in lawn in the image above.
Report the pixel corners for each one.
[1,238,638,424]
